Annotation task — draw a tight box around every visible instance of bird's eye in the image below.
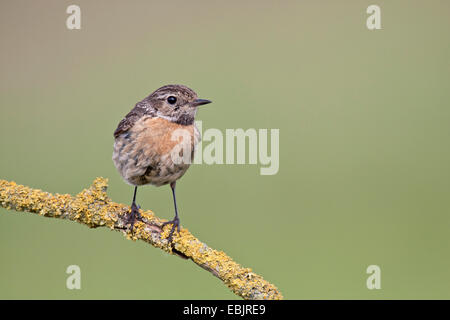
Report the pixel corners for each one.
[167,96,177,104]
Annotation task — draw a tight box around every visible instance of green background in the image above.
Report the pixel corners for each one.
[1,1,449,299]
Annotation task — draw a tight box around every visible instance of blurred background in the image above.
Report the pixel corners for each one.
[1,0,449,299]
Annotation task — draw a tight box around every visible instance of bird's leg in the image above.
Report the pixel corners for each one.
[127,186,142,231]
[162,181,180,243]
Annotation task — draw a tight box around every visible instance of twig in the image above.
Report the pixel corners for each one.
[0,177,283,300]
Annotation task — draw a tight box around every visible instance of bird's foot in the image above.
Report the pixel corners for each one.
[126,202,143,232]
[161,216,180,244]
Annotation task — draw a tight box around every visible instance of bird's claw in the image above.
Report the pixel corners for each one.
[161,216,180,243]
[126,202,142,232]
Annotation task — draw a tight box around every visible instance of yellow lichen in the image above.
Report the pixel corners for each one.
[0,177,283,300]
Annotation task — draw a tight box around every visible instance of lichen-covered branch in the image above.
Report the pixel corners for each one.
[0,177,283,300]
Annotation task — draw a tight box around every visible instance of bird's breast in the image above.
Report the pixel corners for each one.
[134,116,199,155]
[113,116,200,186]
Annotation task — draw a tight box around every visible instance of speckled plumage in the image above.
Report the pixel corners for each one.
[113,116,201,186]
[112,84,211,239]
[113,85,206,187]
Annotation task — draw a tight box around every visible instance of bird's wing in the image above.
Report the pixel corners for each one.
[113,104,148,139]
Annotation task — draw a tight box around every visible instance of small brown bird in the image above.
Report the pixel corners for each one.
[112,84,212,241]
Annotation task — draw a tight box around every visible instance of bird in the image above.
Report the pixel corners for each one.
[112,84,212,242]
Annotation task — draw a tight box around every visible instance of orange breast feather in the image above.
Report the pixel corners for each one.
[132,117,196,156]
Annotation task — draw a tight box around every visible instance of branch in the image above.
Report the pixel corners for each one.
[0,177,283,300]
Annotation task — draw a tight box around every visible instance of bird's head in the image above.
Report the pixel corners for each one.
[144,84,211,125]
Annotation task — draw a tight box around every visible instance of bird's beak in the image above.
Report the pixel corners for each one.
[192,99,212,107]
